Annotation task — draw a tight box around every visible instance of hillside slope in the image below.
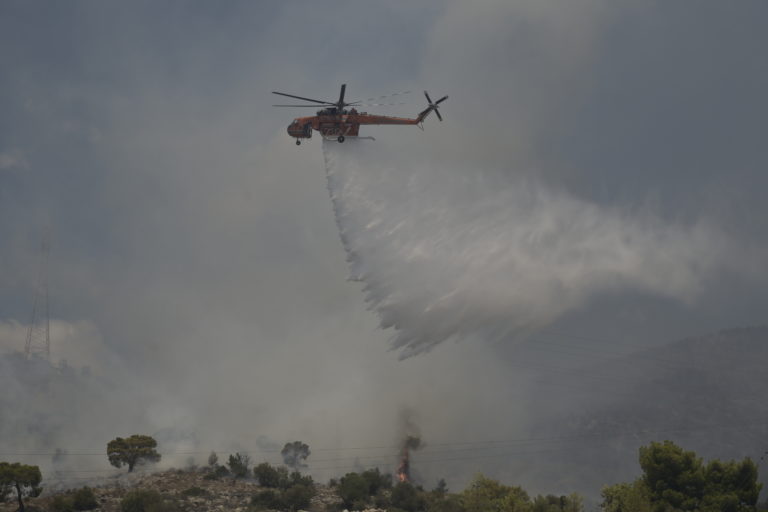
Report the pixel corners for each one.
[520,326,768,497]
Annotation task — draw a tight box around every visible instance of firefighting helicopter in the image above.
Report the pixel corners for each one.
[273,84,447,145]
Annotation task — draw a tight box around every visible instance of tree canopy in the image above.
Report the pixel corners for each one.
[338,472,370,509]
[601,480,652,512]
[107,435,161,473]
[601,440,762,512]
[461,473,532,512]
[640,440,761,512]
[532,493,584,512]
[253,462,290,488]
[227,452,251,479]
[0,462,42,512]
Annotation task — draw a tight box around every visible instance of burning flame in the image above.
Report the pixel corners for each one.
[396,435,421,483]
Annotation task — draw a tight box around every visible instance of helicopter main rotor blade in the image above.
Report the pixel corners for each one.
[362,90,411,102]
[337,84,346,106]
[273,105,328,107]
[272,91,333,104]
[352,102,407,107]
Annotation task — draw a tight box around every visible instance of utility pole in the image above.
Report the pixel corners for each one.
[24,229,51,360]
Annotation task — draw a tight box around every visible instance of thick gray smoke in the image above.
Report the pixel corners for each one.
[323,139,745,358]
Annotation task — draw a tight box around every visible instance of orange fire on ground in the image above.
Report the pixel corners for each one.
[396,435,421,483]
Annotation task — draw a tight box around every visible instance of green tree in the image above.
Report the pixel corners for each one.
[228,452,251,479]
[278,466,292,489]
[600,480,652,512]
[281,441,310,470]
[107,435,161,473]
[203,464,230,480]
[289,471,314,487]
[338,472,370,509]
[532,493,584,512]
[251,489,285,511]
[72,486,98,510]
[253,462,290,489]
[427,492,465,512]
[636,441,761,512]
[283,483,315,511]
[361,467,392,495]
[700,457,761,512]
[640,440,704,511]
[461,474,531,512]
[0,462,42,512]
[391,481,427,512]
[51,494,75,512]
[50,488,99,512]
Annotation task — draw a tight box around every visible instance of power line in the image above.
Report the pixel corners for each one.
[2,419,765,459]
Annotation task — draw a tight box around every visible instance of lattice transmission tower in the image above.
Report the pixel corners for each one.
[24,230,51,360]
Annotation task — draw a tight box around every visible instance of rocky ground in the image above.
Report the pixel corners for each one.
[1,468,357,512]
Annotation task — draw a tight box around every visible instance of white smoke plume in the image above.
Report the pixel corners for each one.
[323,139,738,358]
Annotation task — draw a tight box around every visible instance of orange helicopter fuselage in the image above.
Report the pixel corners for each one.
[287,109,425,140]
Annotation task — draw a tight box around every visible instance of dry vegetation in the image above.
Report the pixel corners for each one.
[0,468,343,512]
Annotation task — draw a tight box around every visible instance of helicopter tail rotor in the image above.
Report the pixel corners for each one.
[418,91,448,123]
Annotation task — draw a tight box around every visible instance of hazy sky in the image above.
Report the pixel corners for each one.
[1,0,767,495]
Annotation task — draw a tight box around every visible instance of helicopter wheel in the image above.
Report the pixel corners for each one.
[295,139,301,145]
[337,135,345,143]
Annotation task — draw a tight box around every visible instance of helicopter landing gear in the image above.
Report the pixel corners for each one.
[337,135,345,143]
[295,139,301,145]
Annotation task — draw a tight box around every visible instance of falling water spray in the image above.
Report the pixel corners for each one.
[323,139,733,358]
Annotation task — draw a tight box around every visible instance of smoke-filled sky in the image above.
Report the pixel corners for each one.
[1,0,767,496]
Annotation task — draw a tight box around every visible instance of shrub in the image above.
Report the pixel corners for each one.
[290,471,314,488]
[532,493,584,511]
[338,472,370,508]
[254,462,278,487]
[391,482,425,512]
[283,483,315,512]
[228,453,251,479]
[361,467,391,494]
[434,478,448,495]
[461,474,530,512]
[120,489,179,512]
[251,489,285,511]
[203,464,230,480]
[276,466,291,489]
[50,495,74,512]
[181,486,209,498]
[426,493,464,512]
[72,487,98,510]
[121,490,162,512]
[374,492,392,509]
[254,462,290,488]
